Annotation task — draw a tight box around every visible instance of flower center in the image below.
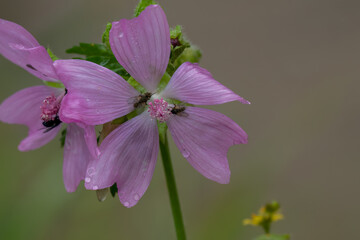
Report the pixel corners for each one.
[148,98,172,122]
[40,94,61,122]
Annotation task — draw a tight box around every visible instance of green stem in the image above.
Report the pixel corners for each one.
[159,127,186,240]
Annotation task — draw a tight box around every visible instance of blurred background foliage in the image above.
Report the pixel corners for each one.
[0,0,359,239]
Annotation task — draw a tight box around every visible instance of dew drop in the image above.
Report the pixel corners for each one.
[87,167,96,176]
[119,32,124,38]
[85,177,91,183]
[182,149,190,158]
[86,98,90,102]
[93,185,99,190]
[124,201,130,207]
[134,194,140,201]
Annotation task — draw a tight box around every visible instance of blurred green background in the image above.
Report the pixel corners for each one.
[0,0,359,239]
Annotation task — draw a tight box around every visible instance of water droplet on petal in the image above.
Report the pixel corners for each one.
[119,32,124,38]
[93,185,99,190]
[85,177,91,183]
[87,167,96,176]
[183,149,190,158]
[124,201,130,207]
[134,194,140,201]
[86,98,90,102]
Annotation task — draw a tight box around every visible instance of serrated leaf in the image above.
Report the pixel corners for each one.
[110,183,118,197]
[66,42,130,79]
[134,0,158,17]
[255,234,290,240]
[60,128,67,148]
[66,43,111,56]
[102,23,112,49]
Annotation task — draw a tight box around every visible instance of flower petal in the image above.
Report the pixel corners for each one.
[167,107,248,184]
[55,59,139,125]
[63,123,93,192]
[161,62,250,105]
[0,19,58,82]
[85,112,159,208]
[109,5,170,92]
[83,124,101,158]
[0,86,63,151]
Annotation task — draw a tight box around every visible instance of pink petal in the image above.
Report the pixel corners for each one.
[0,86,63,151]
[109,5,170,92]
[0,19,58,82]
[55,59,139,125]
[75,122,100,158]
[167,107,248,184]
[85,112,159,208]
[161,62,250,105]
[63,123,94,192]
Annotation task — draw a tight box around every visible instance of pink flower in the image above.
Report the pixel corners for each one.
[0,19,97,192]
[55,5,249,207]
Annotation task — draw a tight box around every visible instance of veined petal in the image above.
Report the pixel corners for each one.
[161,62,250,105]
[0,19,58,82]
[63,123,93,192]
[0,18,39,60]
[0,86,63,151]
[83,124,100,158]
[73,122,100,159]
[110,5,170,92]
[167,107,248,184]
[55,59,139,125]
[85,112,159,208]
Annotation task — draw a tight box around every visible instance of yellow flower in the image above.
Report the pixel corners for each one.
[243,201,284,231]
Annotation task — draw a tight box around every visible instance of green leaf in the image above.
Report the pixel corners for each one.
[111,115,127,125]
[174,46,202,68]
[110,183,118,197]
[170,44,189,64]
[66,43,111,56]
[166,63,176,76]
[157,72,171,92]
[60,128,67,148]
[47,48,59,61]
[255,234,290,240]
[127,77,146,93]
[170,25,182,39]
[43,81,64,89]
[66,42,130,80]
[102,23,112,49]
[169,25,191,64]
[134,0,158,17]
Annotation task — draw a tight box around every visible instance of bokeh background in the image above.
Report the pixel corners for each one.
[0,0,359,239]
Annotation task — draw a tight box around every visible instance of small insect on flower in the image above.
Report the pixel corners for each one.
[55,5,249,208]
[132,92,153,108]
[170,104,187,117]
[42,116,62,133]
[0,18,98,193]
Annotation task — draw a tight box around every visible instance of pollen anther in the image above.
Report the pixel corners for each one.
[148,98,172,122]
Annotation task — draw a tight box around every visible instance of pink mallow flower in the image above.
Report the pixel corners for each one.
[55,5,249,207]
[0,19,97,192]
